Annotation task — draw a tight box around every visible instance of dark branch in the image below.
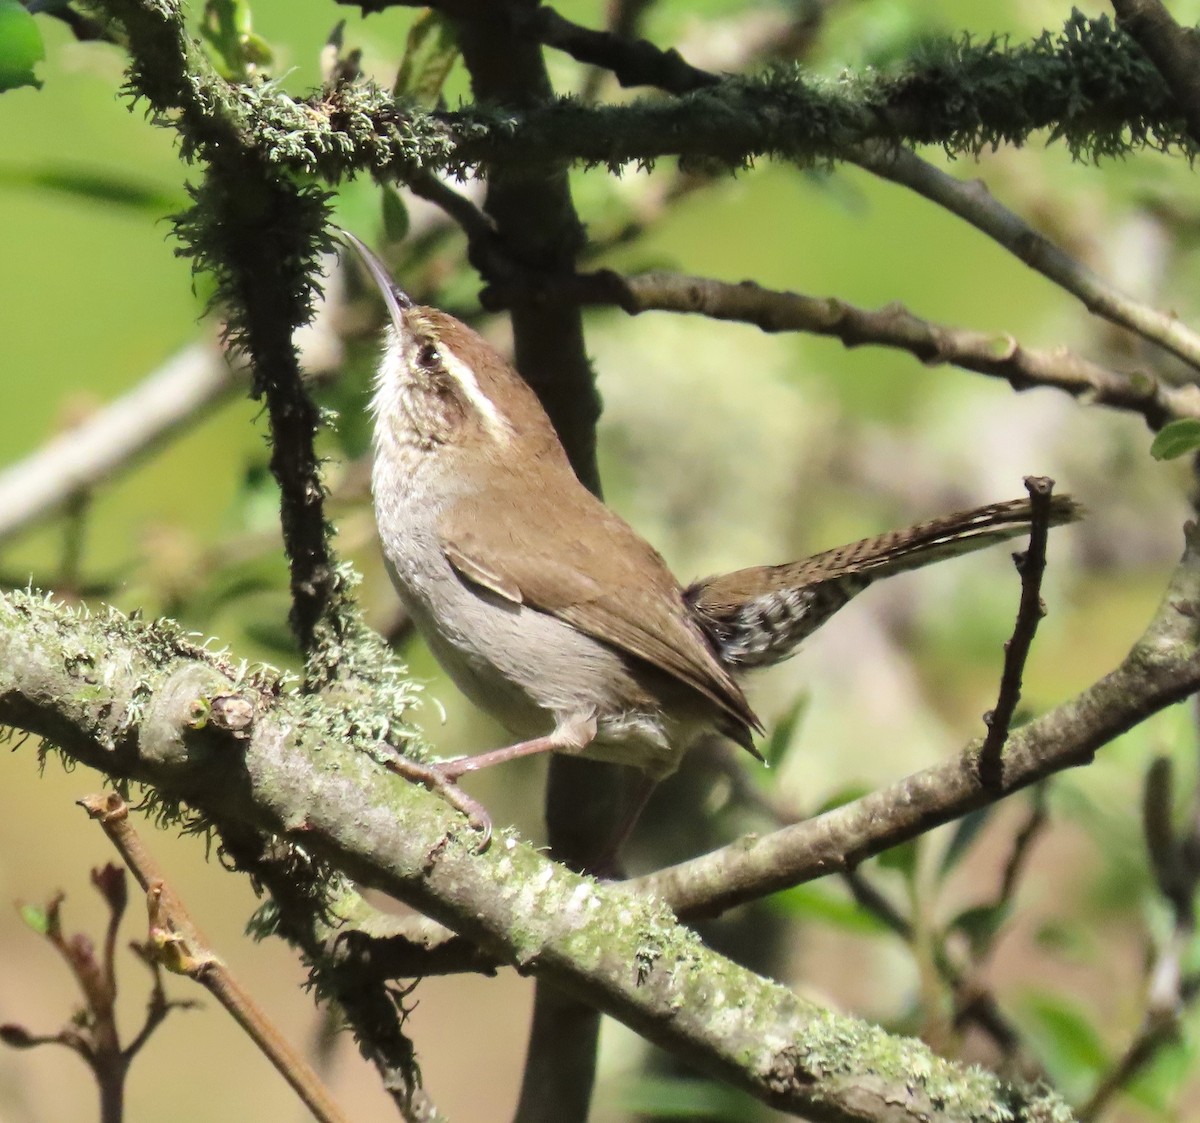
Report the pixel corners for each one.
[1112,0,1200,146]
[449,5,609,1121]
[516,5,718,93]
[978,477,1056,788]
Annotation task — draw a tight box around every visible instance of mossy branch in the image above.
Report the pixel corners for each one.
[96,3,1194,183]
[97,0,349,677]
[0,586,1077,1123]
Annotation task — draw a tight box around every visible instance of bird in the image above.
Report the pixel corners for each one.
[341,230,1079,849]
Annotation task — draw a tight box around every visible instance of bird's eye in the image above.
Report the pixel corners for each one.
[416,342,440,369]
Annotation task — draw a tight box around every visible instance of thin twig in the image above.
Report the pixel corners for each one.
[978,477,1056,790]
[79,793,354,1123]
[851,144,1200,374]
[1078,751,1200,1120]
[456,1,1200,375]
[518,5,718,94]
[698,739,1044,1070]
[215,825,447,1123]
[484,269,1197,430]
[634,516,1200,918]
[0,340,244,546]
[0,863,195,1123]
[996,786,1050,920]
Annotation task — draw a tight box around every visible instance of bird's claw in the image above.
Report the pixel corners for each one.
[381,753,493,853]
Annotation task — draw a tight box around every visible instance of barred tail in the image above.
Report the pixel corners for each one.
[687,495,1080,671]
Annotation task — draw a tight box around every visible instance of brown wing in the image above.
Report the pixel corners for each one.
[438,474,761,739]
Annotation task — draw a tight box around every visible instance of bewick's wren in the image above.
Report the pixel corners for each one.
[343,232,1078,843]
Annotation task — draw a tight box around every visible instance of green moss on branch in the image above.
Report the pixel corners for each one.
[0,587,1071,1122]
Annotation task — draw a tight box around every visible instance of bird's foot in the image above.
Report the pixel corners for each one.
[381,752,493,853]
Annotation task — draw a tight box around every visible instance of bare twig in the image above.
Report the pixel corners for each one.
[483,269,1198,430]
[632,519,1200,919]
[216,826,445,1123]
[0,340,244,546]
[852,144,1200,374]
[1078,752,1200,1119]
[978,477,1056,789]
[996,787,1051,919]
[517,5,718,94]
[0,863,194,1123]
[79,793,354,1123]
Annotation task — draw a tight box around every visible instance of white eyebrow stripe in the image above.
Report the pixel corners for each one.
[441,348,513,442]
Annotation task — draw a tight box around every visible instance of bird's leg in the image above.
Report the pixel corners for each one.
[382,716,599,852]
[437,713,598,781]
[435,732,564,781]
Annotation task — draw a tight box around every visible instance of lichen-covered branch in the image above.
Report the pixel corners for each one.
[0,589,1070,1123]
[1111,0,1200,146]
[90,5,1197,185]
[98,0,343,673]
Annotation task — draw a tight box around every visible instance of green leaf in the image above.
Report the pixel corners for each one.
[1150,419,1200,461]
[760,692,808,769]
[774,884,892,935]
[938,806,993,879]
[0,0,44,93]
[613,1075,758,1120]
[393,10,459,105]
[946,901,1010,958]
[1125,1034,1194,1113]
[18,904,48,935]
[240,31,274,68]
[0,165,181,214]
[200,0,272,80]
[1033,918,1095,962]
[877,837,919,882]
[381,184,410,243]
[1023,993,1110,1090]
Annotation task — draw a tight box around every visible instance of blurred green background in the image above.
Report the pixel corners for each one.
[4,1,1200,1119]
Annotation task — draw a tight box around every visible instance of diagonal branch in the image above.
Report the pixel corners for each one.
[850,143,1200,374]
[636,519,1200,918]
[448,5,611,1121]
[80,794,355,1123]
[0,340,244,546]
[476,2,1200,375]
[0,589,1078,1123]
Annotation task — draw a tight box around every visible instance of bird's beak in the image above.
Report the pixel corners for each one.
[336,227,415,327]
